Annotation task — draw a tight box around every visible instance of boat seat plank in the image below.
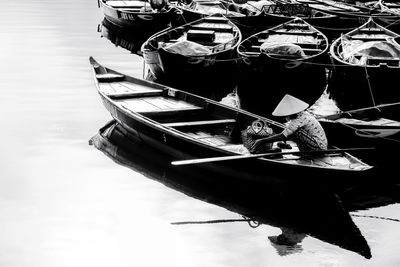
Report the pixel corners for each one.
[190,24,233,33]
[96,73,125,82]
[185,131,231,146]
[120,97,204,115]
[101,81,163,98]
[349,36,388,41]
[269,30,317,36]
[162,119,236,128]
[108,90,163,99]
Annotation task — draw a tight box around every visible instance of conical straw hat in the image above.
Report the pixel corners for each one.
[272,94,309,117]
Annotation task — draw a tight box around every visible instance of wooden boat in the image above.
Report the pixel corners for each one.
[89,56,374,189]
[236,18,329,116]
[364,0,400,16]
[169,0,265,37]
[296,0,400,31]
[90,120,372,259]
[141,14,242,88]
[259,0,340,40]
[328,18,400,118]
[98,0,182,29]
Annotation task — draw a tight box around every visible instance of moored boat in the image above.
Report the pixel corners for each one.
[89,56,374,189]
[260,0,340,40]
[141,14,242,88]
[170,0,265,37]
[98,0,182,29]
[296,0,400,31]
[237,18,329,116]
[328,18,400,118]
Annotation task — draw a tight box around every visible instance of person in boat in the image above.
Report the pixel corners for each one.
[252,94,328,153]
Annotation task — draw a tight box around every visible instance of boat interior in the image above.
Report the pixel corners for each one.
[147,16,240,52]
[239,20,326,57]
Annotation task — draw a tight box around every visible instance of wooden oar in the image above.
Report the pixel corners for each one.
[171,147,374,166]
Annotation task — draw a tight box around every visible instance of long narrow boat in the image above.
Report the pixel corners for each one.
[328,18,400,118]
[236,18,329,116]
[98,0,182,29]
[141,14,242,87]
[89,56,374,189]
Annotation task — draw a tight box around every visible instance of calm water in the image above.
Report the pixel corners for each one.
[1,1,400,266]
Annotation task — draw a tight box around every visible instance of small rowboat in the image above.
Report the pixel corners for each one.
[260,1,339,40]
[141,14,241,87]
[98,0,181,29]
[170,0,265,37]
[328,18,400,116]
[296,0,400,32]
[237,18,329,115]
[89,56,373,189]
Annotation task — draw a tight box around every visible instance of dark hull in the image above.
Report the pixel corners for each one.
[99,18,154,56]
[142,15,242,90]
[328,65,400,118]
[328,18,400,120]
[238,54,328,116]
[320,119,400,172]
[157,46,240,88]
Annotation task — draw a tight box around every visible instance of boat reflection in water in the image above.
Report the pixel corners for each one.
[90,120,376,259]
[98,18,159,56]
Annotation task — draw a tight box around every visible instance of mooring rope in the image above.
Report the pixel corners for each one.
[351,213,400,222]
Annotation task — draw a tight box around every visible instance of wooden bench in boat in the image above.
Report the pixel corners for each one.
[267,29,318,36]
[162,119,236,128]
[203,17,229,24]
[349,36,389,41]
[119,97,205,117]
[190,24,234,33]
[284,23,310,30]
[187,29,216,43]
[358,28,386,34]
[107,90,163,99]
[96,73,125,82]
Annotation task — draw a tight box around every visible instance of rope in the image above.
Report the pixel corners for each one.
[363,66,376,107]
[335,120,400,143]
[171,217,261,228]
[351,213,400,223]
